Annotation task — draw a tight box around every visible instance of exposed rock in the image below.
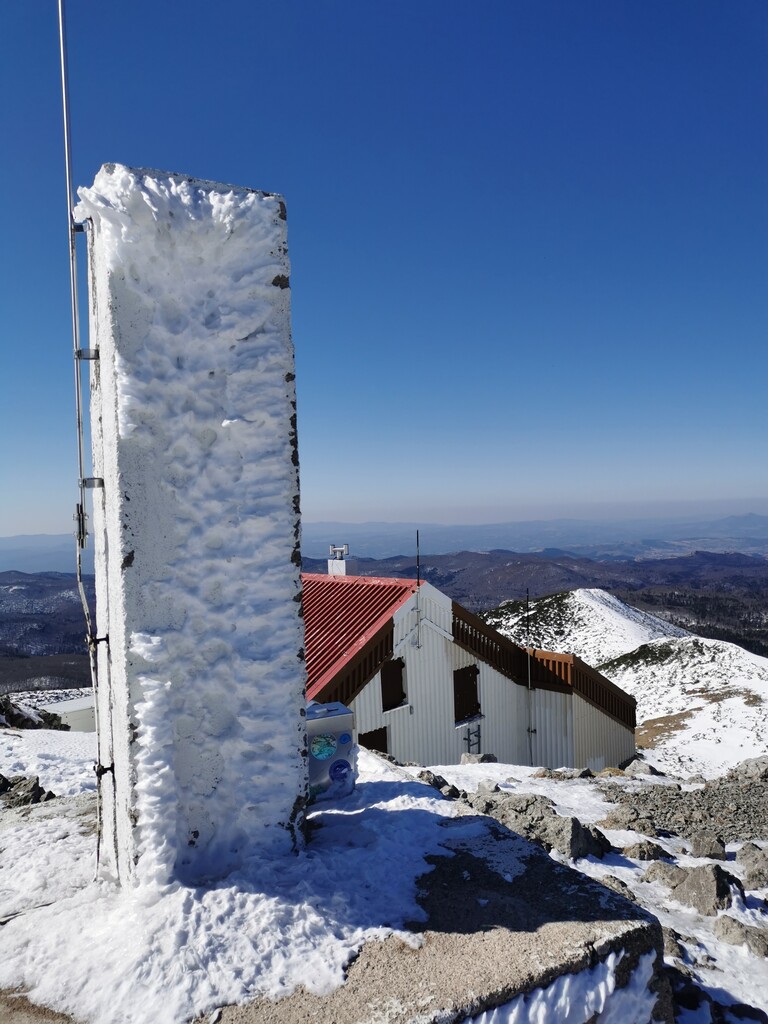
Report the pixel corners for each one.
[689,830,726,860]
[728,756,768,782]
[475,779,502,797]
[417,770,461,801]
[532,767,593,781]
[596,801,657,836]
[624,759,665,778]
[418,770,449,791]
[643,861,688,889]
[597,762,768,843]
[600,874,637,902]
[539,815,610,860]
[464,789,609,860]
[713,915,768,958]
[460,753,498,764]
[661,926,685,960]
[623,840,667,861]
[736,842,768,890]
[0,695,69,731]
[670,864,743,916]
[737,841,766,867]
[0,774,56,807]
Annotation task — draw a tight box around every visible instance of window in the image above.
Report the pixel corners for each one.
[453,665,480,723]
[358,726,388,754]
[381,657,406,712]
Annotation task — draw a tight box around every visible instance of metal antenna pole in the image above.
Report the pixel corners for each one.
[415,529,421,648]
[58,0,89,552]
[58,0,107,872]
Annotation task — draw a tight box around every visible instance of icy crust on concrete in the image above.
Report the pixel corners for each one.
[75,165,306,884]
[466,951,657,1024]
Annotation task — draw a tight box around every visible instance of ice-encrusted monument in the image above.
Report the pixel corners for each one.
[75,165,307,885]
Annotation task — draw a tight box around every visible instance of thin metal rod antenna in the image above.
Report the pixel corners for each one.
[58,0,106,873]
[58,0,89,547]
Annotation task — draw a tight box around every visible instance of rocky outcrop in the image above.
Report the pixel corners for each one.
[670,864,743,917]
[0,774,56,807]
[462,782,612,860]
[736,841,768,889]
[598,759,768,843]
[713,915,768,958]
[689,830,726,860]
[0,695,68,731]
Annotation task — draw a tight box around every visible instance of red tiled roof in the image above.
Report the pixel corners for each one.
[301,573,422,700]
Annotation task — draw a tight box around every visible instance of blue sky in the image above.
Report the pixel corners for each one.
[1,0,767,537]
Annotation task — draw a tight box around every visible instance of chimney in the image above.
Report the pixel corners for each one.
[328,543,349,576]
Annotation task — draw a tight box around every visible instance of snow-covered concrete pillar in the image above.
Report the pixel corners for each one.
[75,165,307,886]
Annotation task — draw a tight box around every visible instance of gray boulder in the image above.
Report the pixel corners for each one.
[475,778,502,797]
[600,874,637,903]
[671,864,743,916]
[532,767,593,780]
[713,915,768,958]
[418,770,449,791]
[597,803,657,836]
[624,840,668,861]
[736,842,768,889]
[643,861,688,889]
[0,774,56,808]
[460,753,498,764]
[465,788,609,860]
[539,815,610,860]
[689,830,726,860]
[624,759,664,778]
[729,756,768,782]
[661,926,686,960]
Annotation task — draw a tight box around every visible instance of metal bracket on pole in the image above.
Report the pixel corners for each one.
[76,349,99,360]
[83,478,104,489]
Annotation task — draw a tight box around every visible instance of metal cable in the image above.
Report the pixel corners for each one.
[58,0,106,873]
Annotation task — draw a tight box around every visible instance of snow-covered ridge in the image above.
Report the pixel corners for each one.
[491,587,690,667]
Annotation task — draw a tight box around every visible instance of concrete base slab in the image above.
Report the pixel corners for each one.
[211,817,672,1024]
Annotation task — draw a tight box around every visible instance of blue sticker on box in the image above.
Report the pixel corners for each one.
[329,759,351,782]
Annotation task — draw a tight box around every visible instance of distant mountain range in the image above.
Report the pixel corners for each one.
[301,513,768,559]
[485,588,768,778]
[3,512,768,572]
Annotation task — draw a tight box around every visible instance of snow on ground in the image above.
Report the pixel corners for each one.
[604,636,768,779]
[0,737,476,1024]
[0,727,96,797]
[1,732,767,1022]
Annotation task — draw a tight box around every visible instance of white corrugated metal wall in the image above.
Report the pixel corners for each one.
[573,694,635,771]
[530,687,573,769]
[352,584,557,766]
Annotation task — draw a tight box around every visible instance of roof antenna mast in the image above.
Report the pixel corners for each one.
[415,530,421,649]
